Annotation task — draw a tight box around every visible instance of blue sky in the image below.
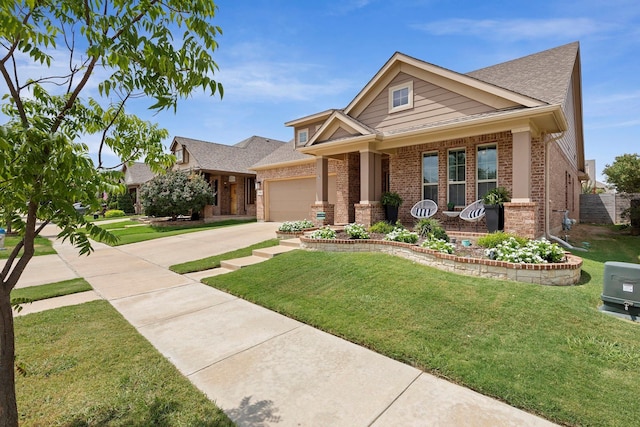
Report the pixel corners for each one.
[11,1,640,182]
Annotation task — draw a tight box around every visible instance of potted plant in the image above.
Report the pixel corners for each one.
[482,187,511,232]
[447,201,455,211]
[381,191,403,223]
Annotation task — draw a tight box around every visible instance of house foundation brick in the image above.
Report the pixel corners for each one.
[310,202,334,227]
[504,202,538,239]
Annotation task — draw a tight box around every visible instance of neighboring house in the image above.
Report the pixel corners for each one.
[170,135,286,218]
[122,162,156,214]
[253,42,587,238]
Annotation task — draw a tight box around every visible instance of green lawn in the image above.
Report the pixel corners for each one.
[11,278,92,303]
[15,301,234,426]
[203,226,640,427]
[0,235,56,259]
[94,218,256,246]
[170,239,280,273]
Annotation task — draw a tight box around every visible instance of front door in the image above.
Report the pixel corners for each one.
[230,183,237,214]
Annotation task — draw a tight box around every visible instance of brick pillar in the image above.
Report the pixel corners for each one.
[504,202,537,239]
[311,202,334,227]
[355,202,385,227]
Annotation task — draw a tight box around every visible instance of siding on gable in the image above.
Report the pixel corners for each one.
[556,73,578,171]
[356,72,496,133]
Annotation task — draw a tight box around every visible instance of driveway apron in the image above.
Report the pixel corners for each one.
[49,221,556,427]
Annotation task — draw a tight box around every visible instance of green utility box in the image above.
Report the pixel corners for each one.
[601,261,640,315]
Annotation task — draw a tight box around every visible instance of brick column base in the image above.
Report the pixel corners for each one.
[310,203,334,227]
[504,202,538,239]
[355,203,385,227]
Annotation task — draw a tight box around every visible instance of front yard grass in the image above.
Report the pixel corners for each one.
[15,301,233,426]
[94,218,256,246]
[11,278,92,303]
[203,225,640,426]
[0,235,56,259]
[170,239,280,273]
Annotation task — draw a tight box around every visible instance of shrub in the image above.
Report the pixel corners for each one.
[140,170,213,220]
[104,209,125,218]
[485,237,566,264]
[344,223,370,239]
[369,221,395,234]
[278,220,314,232]
[421,238,455,254]
[477,232,527,249]
[384,227,419,244]
[414,218,449,241]
[309,226,336,240]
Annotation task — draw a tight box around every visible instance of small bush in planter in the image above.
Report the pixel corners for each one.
[309,226,336,240]
[477,232,528,248]
[381,191,403,207]
[414,218,449,241]
[421,238,455,254]
[344,223,370,239]
[278,220,314,232]
[484,237,565,264]
[384,227,419,244]
[481,187,511,206]
[369,221,395,234]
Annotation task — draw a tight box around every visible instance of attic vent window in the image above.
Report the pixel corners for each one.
[389,81,413,113]
[297,129,309,146]
[175,149,184,164]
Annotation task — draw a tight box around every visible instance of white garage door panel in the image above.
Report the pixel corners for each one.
[268,177,336,222]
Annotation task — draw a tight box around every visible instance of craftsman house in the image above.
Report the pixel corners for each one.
[170,135,286,219]
[253,42,587,238]
[122,162,155,214]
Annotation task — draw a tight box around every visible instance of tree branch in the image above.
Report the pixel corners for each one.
[98,92,131,168]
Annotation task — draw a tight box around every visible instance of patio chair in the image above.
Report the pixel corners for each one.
[410,199,438,220]
[459,200,485,230]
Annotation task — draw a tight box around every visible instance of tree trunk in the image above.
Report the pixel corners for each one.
[0,288,17,427]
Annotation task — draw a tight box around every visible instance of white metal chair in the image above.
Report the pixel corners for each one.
[410,199,438,220]
[459,200,485,230]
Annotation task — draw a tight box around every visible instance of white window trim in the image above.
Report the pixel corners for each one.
[174,148,184,164]
[476,144,498,199]
[448,148,466,206]
[297,128,309,146]
[422,151,439,201]
[388,81,414,113]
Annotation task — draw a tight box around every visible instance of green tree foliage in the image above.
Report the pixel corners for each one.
[602,153,640,193]
[0,2,222,425]
[140,171,213,220]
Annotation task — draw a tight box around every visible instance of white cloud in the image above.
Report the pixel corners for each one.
[412,18,612,40]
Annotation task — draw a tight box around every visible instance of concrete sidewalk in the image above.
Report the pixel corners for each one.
[38,221,555,426]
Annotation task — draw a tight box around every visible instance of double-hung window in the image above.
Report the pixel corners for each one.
[448,149,466,206]
[297,129,308,146]
[422,153,438,201]
[477,145,497,199]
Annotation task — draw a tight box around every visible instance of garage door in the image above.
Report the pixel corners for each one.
[267,176,336,222]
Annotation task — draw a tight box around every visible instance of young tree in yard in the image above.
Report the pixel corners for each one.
[140,170,214,220]
[602,153,640,193]
[0,2,222,425]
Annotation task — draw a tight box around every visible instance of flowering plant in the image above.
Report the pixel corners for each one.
[309,226,336,240]
[421,238,455,254]
[344,223,370,239]
[485,237,565,264]
[278,219,314,232]
[384,227,419,244]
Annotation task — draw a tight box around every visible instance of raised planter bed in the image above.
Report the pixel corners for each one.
[299,237,583,286]
[276,228,317,239]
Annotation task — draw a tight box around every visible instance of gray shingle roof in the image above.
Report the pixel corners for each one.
[252,140,312,168]
[467,42,579,105]
[173,135,287,174]
[123,162,156,185]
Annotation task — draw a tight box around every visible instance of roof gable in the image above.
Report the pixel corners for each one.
[123,162,156,185]
[307,111,376,146]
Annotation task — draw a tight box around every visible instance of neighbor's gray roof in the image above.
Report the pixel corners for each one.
[467,41,579,105]
[252,140,313,168]
[123,162,156,185]
[173,135,287,174]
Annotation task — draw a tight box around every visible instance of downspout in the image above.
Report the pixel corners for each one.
[543,132,588,251]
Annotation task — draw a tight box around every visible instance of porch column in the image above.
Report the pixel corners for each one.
[312,156,334,226]
[360,150,382,203]
[355,150,384,226]
[511,129,532,202]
